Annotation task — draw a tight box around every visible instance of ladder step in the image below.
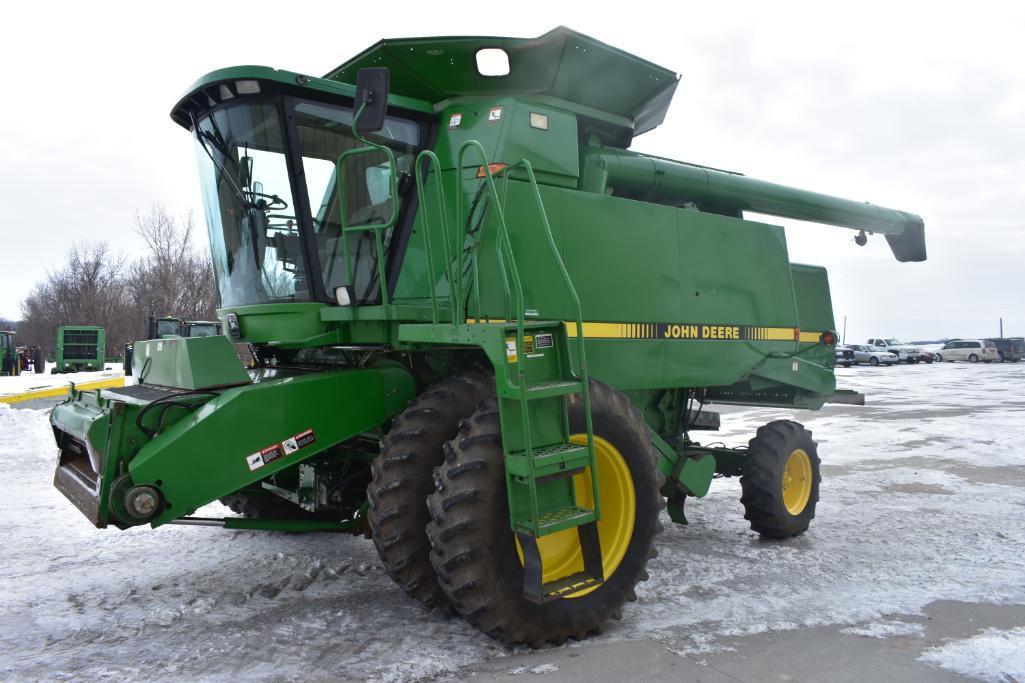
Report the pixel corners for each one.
[532,571,604,603]
[522,379,582,399]
[515,505,596,536]
[505,442,591,479]
[517,521,604,603]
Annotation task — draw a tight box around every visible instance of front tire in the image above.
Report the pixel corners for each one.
[426,380,663,646]
[869,356,880,367]
[741,420,820,538]
[368,371,494,609]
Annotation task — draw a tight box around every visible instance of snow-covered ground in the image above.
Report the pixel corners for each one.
[918,626,1025,682]
[0,362,1023,681]
[0,363,123,399]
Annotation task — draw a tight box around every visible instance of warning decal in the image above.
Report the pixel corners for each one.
[283,428,316,455]
[244,429,317,471]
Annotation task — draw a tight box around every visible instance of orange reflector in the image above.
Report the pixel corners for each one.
[476,163,507,178]
[821,331,837,345]
[794,327,801,341]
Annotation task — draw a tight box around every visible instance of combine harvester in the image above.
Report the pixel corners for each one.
[49,28,925,645]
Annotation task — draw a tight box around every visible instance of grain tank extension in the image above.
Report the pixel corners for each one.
[49,27,925,646]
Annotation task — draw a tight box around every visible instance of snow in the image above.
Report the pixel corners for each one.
[918,627,1025,682]
[507,663,559,675]
[0,363,123,399]
[0,361,1023,680]
[839,619,925,638]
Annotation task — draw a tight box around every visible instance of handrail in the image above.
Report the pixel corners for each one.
[413,142,597,522]
[456,140,525,353]
[500,159,598,519]
[413,150,456,325]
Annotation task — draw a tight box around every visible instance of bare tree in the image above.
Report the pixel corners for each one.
[125,205,218,337]
[19,243,131,356]
[17,205,218,357]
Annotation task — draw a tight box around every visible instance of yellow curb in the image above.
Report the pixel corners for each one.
[0,376,125,404]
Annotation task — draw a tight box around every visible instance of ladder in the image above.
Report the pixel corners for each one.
[413,141,603,602]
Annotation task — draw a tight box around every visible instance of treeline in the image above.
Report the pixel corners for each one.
[17,206,218,357]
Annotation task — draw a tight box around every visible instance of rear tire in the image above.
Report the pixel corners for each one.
[969,353,979,363]
[368,371,494,609]
[426,380,663,646]
[741,420,820,538]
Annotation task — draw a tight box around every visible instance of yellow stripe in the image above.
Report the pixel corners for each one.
[762,327,797,341]
[0,376,125,404]
[483,318,820,343]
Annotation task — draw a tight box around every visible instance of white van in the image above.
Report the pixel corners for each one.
[934,339,1000,363]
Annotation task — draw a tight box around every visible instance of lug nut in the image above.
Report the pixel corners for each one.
[125,485,162,520]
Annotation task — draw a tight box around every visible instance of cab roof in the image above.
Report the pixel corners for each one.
[324,26,680,136]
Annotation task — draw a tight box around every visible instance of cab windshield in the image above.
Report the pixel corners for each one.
[193,97,419,308]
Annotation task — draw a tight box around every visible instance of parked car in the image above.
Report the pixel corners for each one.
[934,339,1000,363]
[985,337,1024,363]
[918,350,936,364]
[835,345,855,367]
[866,338,923,363]
[848,344,899,366]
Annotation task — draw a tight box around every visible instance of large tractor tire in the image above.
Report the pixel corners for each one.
[426,379,663,647]
[368,371,494,609]
[741,420,820,538]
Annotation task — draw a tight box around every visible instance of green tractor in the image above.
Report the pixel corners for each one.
[1,330,45,376]
[1,330,17,376]
[49,28,925,645]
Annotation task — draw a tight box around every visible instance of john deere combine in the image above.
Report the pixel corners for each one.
[50,28,925,645]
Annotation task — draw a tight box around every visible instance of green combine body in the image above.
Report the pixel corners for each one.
[50,28,925,645]
[53,326,105,373]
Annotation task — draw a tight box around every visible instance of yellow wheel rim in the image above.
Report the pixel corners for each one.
[782,448,812,515]
[516,434,636,599]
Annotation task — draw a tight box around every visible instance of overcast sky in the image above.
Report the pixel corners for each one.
[1,2,1022,341]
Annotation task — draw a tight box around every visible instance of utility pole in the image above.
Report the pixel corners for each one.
[842,316,847,345]
[1000,317,1004,338]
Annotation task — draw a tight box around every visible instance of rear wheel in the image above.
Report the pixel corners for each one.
[368,371,494,609]
[969,353,979,363]
[426,379,663,646]
[741,420,820,538]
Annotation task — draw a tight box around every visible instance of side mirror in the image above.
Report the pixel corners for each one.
[239,155,253,188]
[354,67,390,133]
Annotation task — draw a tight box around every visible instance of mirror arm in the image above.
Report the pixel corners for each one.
[350,101,373,147]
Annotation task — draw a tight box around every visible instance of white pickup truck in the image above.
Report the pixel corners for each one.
[866,338,923,364]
